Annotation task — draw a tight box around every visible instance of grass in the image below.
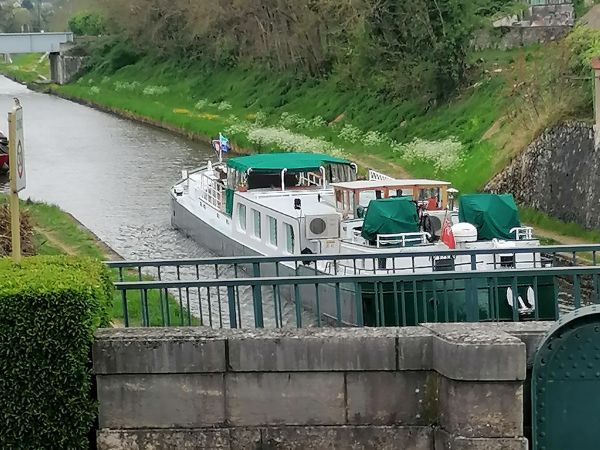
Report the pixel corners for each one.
[0,194,197,327]
[0,53,50,83]
[521,207,600,243]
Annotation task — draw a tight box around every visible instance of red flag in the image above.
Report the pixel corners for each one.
[441,213,456,249]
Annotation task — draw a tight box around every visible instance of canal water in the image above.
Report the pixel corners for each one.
[0,76,307,327]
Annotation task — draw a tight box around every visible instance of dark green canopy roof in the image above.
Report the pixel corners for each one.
[361,197,420,242]
[458,194,521,240]
[227,152,351,173]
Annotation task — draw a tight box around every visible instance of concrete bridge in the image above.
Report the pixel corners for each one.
[0,32,73,54]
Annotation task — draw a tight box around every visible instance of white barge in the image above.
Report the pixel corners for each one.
[171,152,555,325]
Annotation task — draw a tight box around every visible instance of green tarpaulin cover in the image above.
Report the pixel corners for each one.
[227,152,351,173]
[225,188,234,216]
[361,197,419,241]
[458,194,521,240]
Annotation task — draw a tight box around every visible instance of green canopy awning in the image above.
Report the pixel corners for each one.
[458,194,521,240]
[227,152,351,173]
[361,197,420,241]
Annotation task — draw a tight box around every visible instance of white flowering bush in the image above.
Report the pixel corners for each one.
[254,110,267,125]
[217,101,232,111]
[142,85,169,96]
[224,121,252,136]
[310,116,327,128]
[101,76,111,84]
[337,123,362,143]
[90,86,100,95]
[246,126,345,157]
[394,137,463,171]
[194,99,208,110]
[114,81,141,92]
[362,130,388,147]
[87,78,95,85]
[278,112,307,129]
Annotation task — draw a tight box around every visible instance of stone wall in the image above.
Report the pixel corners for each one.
[486,122,600,228]
[93,323,551,450]
[472,25,571,51]
[49,53,87,85]
[528,4,574,27]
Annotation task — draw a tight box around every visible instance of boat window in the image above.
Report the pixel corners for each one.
[268,216,278,246]
[285,223,295,254]
[252,209,261,238]
[359,190,377,207]
[237,203,247,231]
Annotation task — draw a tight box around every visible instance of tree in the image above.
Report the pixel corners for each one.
[12,8,33,32]
[68,11,106,36]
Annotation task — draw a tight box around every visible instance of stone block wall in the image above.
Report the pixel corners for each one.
[472,25,571,51]
[93,324,550,450]
[486,122,600,229]
[528,4,574,27]
[49,53,87,85]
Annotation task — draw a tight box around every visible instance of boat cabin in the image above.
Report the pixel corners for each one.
[330,179,452,220]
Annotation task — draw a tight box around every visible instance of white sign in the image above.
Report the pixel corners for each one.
[9,106,25,193]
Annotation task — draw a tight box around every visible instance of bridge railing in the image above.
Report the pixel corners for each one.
[107,244,600,281]
[110,259,600,329]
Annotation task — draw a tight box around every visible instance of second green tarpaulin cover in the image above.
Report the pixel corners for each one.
[458,194,521,240]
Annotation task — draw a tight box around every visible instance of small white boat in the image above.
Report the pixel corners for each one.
[171,151,554,325]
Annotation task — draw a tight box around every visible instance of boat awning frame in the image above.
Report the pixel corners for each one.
[227,152,352,174]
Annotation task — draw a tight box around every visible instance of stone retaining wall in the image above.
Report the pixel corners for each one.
[486,122,600,229]
[93,323,552,449]
[49,53,86,84]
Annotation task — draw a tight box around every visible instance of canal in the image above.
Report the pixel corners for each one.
[0,76,314,326]
[0,76,213,260]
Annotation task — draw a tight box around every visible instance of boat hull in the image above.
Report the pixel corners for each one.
[361,276,557,326]
[170,195,359,324]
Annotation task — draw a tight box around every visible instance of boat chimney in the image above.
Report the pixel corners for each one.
[592,57,600,148]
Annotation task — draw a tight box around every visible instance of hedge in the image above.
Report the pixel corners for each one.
[0,256,112,449]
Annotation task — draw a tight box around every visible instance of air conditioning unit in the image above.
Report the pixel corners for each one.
[305,214,341,240]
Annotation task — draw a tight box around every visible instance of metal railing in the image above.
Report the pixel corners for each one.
[368,169,395,181]
[107,244,600,329]
[375,232,431,248]
[111,265,600,329]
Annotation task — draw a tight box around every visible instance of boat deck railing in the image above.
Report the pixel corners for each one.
[107,244,600,329]
[196,171,225,211]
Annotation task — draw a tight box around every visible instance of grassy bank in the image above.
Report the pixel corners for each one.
[51,57,506,192]
[0,53,50,84]
[0,194,195,326]
[1,44,589,195]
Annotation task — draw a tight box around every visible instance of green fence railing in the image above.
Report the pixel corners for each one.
[107,246,600,328]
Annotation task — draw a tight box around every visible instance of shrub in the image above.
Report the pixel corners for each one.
[565,25,600,76]
[0,256,112,448]
[68,11,107,37]
[394,137,463,171]
[142,85,169,96]
[194,99,208,110]
[217,101,232,111]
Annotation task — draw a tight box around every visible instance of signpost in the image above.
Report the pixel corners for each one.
[8,102,25,262]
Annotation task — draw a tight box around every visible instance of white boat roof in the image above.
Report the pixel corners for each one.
[237,189,338,217]
[331,179,452,190]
